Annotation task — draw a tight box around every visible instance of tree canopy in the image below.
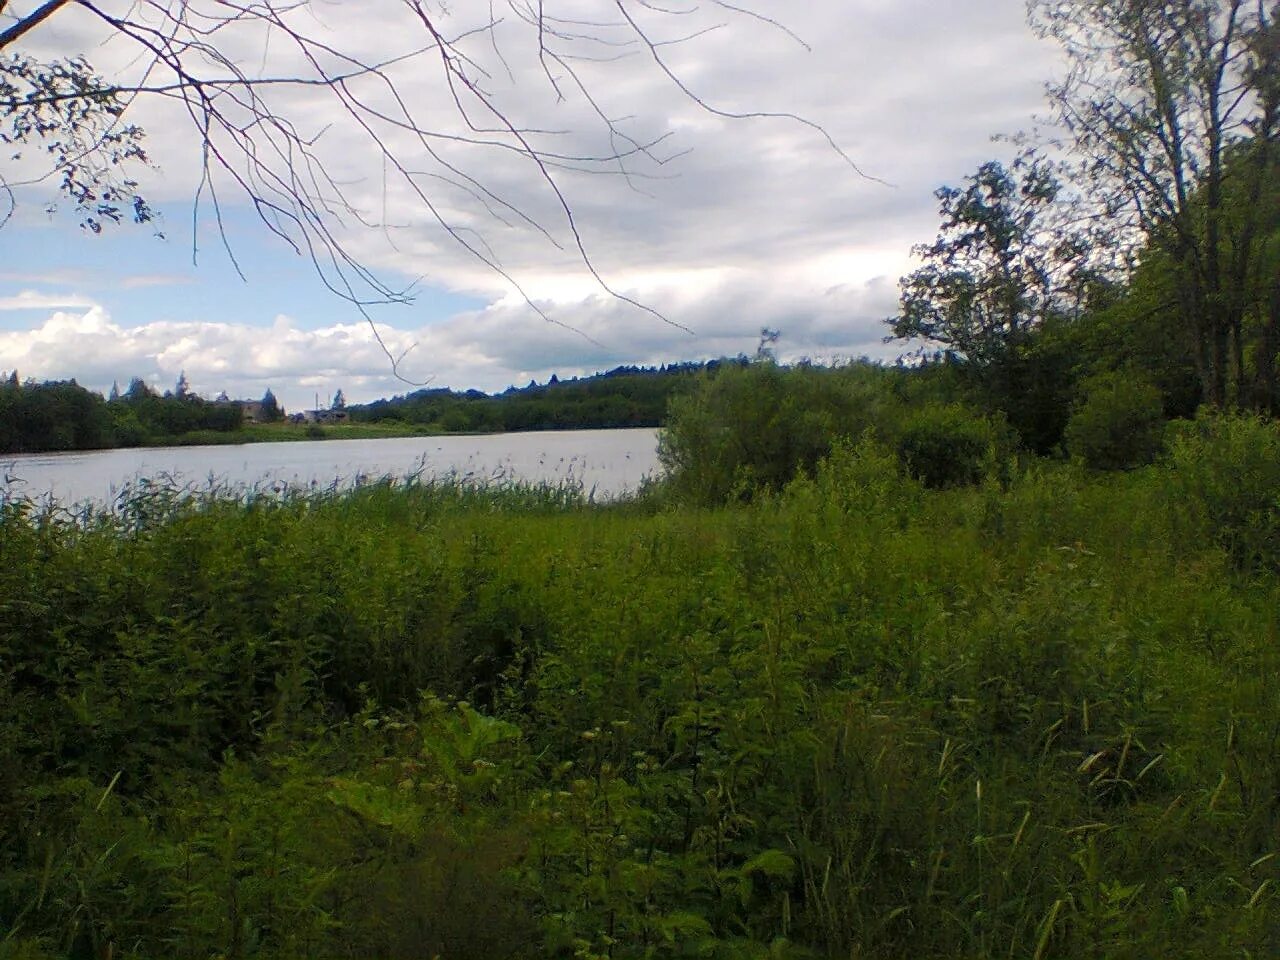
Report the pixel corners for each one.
[1030,0,1279,408]
[892,0,1278,421]
[890,155,1094,368]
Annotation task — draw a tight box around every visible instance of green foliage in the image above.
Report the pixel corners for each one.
[1031,0,1278,410]
[890,155,1091,369]
[259,389,283,423]
[356,363,706,433]
[2,437,1278,958]
[111,383,243,441]
[1064,372,1165,471]
[1072,262,1203,419]
[895,401,1009,488]
[658,362,893,505]
[1167,412,1280,571]
[0,377,244,453]
[0,377,113,452]
[660,363,1009,502]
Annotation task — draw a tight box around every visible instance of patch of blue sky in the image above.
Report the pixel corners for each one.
[0,201,486,332]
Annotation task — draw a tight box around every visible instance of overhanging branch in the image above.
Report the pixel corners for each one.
[0,0,74,50]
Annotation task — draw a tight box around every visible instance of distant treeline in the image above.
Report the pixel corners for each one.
[350,361,723,432]
[0,374,242,455]
[0,362,740,455]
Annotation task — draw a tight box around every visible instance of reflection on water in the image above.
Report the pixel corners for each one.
[1,428,663,506]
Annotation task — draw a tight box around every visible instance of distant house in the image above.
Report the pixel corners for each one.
[239,400,266,423]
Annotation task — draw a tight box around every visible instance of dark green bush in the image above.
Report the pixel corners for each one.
[1064,372,1165,470]
[658,362,893,505]
[894,401,1009,489]
[1167,412,1280,570]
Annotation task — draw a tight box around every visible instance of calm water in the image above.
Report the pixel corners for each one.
[0,428,663,506]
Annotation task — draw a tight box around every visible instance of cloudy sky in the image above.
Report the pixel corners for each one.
[0,0,1063,411]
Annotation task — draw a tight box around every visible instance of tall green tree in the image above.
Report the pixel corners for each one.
[260,388,283,423]
[889,155,1101,450]
[1031,0,1279,408]
[890,155,1092,368]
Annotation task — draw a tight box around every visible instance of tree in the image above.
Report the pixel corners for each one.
[0,378,114,453]
[0,2,860,371]
[1030,0,1279,408]
[889,154,1110,451]
[331,389,346,411]
[124,376,153,401]
[755,327,781,362]
[260,388,282,423]
[890,155,1094,368]
[1064,370,1165,471]
[0,48,153,233]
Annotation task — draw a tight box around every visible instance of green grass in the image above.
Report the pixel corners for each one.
[1,441,1277,958]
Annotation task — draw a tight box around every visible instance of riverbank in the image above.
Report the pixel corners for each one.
[164,420,441,445]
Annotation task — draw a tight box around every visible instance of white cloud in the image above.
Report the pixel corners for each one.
[0,267,901,410]
[0,290,98,311]
[119,275,193,290]
[2,1,1063,394]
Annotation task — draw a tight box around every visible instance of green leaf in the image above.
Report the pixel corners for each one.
[742,849,796,881]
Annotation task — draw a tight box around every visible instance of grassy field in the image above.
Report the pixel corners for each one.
[2,419,1278,958]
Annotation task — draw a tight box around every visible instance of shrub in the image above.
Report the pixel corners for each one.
[894,402,1009,489]
[1167,412,1280,571]
[1064,372,1164,470]
[658,362,891,505]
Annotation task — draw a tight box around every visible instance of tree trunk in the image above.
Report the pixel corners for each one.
[1211,320,1230,409]
[1260,272,1280,416]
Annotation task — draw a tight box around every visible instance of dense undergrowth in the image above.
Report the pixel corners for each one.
[3,400,1278,958]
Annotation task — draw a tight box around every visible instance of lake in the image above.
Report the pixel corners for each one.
[0,428,663,507]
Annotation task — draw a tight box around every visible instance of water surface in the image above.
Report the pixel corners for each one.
[1,428,662,506]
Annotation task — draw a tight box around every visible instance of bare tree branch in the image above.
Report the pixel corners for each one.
[0,0,868,382]
[0,0,73,49]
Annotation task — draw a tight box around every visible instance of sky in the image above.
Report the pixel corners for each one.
[0,1,1064,412]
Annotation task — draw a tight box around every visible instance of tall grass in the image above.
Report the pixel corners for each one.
[1,421,1277,958]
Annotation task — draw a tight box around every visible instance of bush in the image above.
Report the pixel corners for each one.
[1064,372,1164,470]
[1168,412,1280,571]
[894,402,1009,489]
[658,362,892,505]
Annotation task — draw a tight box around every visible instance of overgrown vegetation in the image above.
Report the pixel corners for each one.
[3,398,1278,958]
[0,374,243,454]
